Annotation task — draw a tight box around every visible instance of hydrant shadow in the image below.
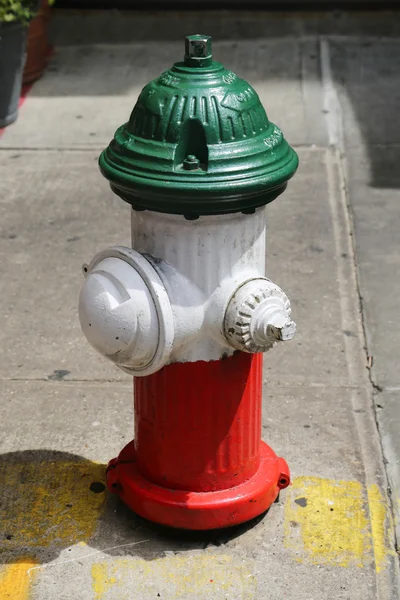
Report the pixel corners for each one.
[0,449,269,567]
[97,494,270,563]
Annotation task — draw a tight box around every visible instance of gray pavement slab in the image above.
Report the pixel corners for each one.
[328,39,400,150]
[0,39,326,150]
[0,151,131,382]
[345,147,400,389]
[328,38,400,547]
[50,10,400,45]
[328,38,400,388]
[0,380,392,600]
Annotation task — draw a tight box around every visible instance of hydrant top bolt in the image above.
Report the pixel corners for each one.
[183,154,200,170]
[184,34,212,67]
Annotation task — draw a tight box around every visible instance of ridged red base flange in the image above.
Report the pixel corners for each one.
[107,353,290,530]
[107,440,289,530]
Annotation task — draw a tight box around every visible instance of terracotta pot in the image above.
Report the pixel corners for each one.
[23,0,51,85]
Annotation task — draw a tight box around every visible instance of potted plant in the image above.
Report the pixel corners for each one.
[0,0,37,127]
[23,0,54,85]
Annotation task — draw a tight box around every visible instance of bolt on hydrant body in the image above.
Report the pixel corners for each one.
[79,35,298,530]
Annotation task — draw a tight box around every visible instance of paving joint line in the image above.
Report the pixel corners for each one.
[0,147,101,152]
[47,34,400,49]
[1,377,368,389]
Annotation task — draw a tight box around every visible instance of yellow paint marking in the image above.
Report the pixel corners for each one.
[285,477,395,572]
[92,562,118,599]
[0,558,39,599]
[0,461,106,548]
[284,477,371,567]
[91,554,256,599]
[367,484,393,573]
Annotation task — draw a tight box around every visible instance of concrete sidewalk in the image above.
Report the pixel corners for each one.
[0,11,399,600]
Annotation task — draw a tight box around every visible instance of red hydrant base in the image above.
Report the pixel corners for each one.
[107,440,290,530]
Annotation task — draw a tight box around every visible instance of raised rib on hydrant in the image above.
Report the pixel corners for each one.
[79,35,298,530]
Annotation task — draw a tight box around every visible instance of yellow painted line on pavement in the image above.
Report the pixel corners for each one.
[0,460,106,596]
[92,554,256,599]
[284,476,393,571]
[0,461,106,548]
[92,562,118,599]
[0,558,39,599]
[367,483,392,573]
[284,477,370,567]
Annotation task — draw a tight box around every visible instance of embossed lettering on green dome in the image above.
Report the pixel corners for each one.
[99,35,298,217]
[128,63,270,146]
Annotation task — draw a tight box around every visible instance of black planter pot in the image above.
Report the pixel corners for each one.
[0,22,28,127]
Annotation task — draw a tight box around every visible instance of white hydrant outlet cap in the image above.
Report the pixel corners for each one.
[224,278,296,353]
[79,247,174,376]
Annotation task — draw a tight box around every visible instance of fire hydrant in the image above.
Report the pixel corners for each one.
[79,35,298,530]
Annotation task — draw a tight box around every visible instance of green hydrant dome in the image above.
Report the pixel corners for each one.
[99,35,299,217]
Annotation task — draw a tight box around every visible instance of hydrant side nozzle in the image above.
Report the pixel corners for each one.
[252,297,296,344]
[224,278,296,353]
[78,247,175,376]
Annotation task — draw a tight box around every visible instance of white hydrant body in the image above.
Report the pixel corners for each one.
[79,207,295,375]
